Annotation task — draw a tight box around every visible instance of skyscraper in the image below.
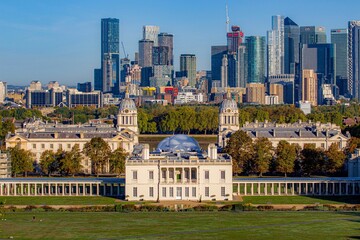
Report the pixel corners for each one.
[348,21,360,100]
[302,69,318,106]
[221,54,228,88]
[180,54,197,87]
[237,45,247,88]
[153,46,169,65]
[138,39,154,67]
[284,17,300,75]
[158,33,174,66]
[101,18,120,93]
[143,25,160,46]
[267,15,285,76]
[211,46,228,91]
[0,82,7,103]
[245,36,266,83]
[227,26,244,54]
[331,28,348,96]
[300,26,327,45]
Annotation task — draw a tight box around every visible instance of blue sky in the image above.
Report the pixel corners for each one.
[0,0,358,85]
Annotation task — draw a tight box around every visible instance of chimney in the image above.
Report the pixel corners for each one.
[54,132,58,139]
[80,132,84,138]
[143,144,150,160]
[208,144,217,160]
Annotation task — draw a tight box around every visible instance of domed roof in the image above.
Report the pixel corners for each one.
[220,98,238,112]
[119,98,137,112]
[157,134,201,153]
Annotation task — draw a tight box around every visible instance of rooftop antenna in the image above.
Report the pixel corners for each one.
[226,0,230,33]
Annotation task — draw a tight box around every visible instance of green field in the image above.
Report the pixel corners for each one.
[241,196,360,205]
[0,196,118,205]
[0,212,359,239]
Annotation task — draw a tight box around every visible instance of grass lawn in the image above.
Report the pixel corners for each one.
[0,211,359,239]
[242,195,360,205]
[0,196,118,205]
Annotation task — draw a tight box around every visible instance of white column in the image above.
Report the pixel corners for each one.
[6,184,10,196]
[244,183,247,195]
[332,183,335,195]
[257,183,260,195]
[90,184,93,196]
[41,184,44,196]
[312,183,315,195]
[264,183,267,195]
[27,183,30,196]
[62,183,65,196]
[83,184,86,196]
[251,183,254,195]
[326,183,329,195]
[305,183,308,195]
[97,184,99,196]
[319,183,322,195]
[76,184,79,196]
[291,183,294,195]
[69,184,72,196]
[271,183,274,195]
[34,184,37,196]
[278,183,282,195]
[0,184,2,196]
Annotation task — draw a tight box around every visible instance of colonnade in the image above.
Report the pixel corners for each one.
[233,181,360,196]
[161,167,197,184]
[0,181,125,197]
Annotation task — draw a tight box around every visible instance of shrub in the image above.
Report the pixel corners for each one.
[25,205,37,211]
[257,205,274,211]
[323,204,337,211]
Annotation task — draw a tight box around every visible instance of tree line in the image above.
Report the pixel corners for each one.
[225,130,347,177]
[8,137,128,177]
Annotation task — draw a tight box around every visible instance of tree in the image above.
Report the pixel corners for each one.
[40,150,56,176]
[251,137,274,177]
[325,143,346,174]
[8,146,34,177]
[274,140,296,177]
[225,130,254,175]
[346,137,360,155]
[60,144,82,176]
[301,144,325,176]
[83,137,111,176]
[109,147,128,176]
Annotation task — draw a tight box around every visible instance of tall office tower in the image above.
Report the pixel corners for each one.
[221,54,228,88]
[348,21,360,100]
[180,54,197,87]
[267,15,285,76]
[152,46,169,65]
[143,25,160,46]
[211,46,228,91]
[246,83,265,104]
[284,17,300,74]
[0,82,7,103]
[120,58,131,84]
[269,83,284,104]
[237,45,247,88]
[227,25,244,53]
[139,39,154,67]
[94,68,102,91]
[300,26,327,45]
[302,69,318,106]
[158,33,174,66]
[101,18,120,93]
[331,29,348,96]
[245,36,266,83]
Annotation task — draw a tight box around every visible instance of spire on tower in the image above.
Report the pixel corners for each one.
[226,1,230,33]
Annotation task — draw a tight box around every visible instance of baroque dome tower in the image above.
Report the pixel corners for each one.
[117,89,139,141]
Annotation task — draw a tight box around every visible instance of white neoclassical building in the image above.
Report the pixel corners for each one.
[5,92,139,173]
[126,135,233,201]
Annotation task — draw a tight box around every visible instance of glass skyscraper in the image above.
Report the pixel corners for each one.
[348,21,360,100]
[101,18,120,94]
[267,15,284,76]
[180,54,197,87]
[300,26,327,45]
[245,36,266,84]
[331,29,348,96]
[284,17,300,75]
[143,25,160,46]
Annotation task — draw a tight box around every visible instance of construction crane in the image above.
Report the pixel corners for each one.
[121,41,129,59]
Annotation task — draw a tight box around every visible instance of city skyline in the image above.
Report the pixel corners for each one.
[0,0,359,85]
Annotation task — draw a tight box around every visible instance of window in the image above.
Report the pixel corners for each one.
[169,187,174,197]
[133,171,138,180]
[162,170,166,179]
[149,187,154,197]
[221,187,226,197]
[162,187,166,197]
[205,187,209,197]
[67,144,71,149]
[32,144,36,149]
[205,171,209,180]
[192,187,196,197]
[133,187,137,197]
[149,171,154,180]
[221,170,226,180]
[50,144,54,149]
[41,144,45,149]
[185,187,189,197]
[169,170,174,179]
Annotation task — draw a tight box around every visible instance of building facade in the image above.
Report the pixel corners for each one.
[0,81,7,103]
[302,69,318,106]
[267,15,285,76]
[348,21,360,100]
[180,54,196,87]
[245,36,266,83]
[284,17,300,75]
[331,28,348,96]
[143,25,160,46]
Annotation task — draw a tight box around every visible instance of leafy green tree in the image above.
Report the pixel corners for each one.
[325,143,346,174]
[8,146,34,177]
[40,150,57,176]
[225,130,254,175]
[83,137,111,176]
[301,144,326,176]
[274,140,296,177]
[178,106,196,134]
[160,108,179,133]
[251,137,274,177]
[346,137,360,155]
[109,147,128,176]
[60,144,82,176]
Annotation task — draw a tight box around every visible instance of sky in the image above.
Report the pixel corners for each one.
[0,0,359,86]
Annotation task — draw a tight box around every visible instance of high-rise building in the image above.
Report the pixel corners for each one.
[331,28,348,96]
[246,83,265,104]
[227,25,244,54]
[269,83,284,104]
[237,45,247,88]
[300,26,327,45]
[139,39,154,67]
[348,21,360,100]
[180,54,197,87]
[152,46,169,65]
[245,36,266,84]
[158,33,174,66]
[211,46,228,91]
[267,15,285,76]
[0,82,7,103]
[66,89,103,108]
[143,25,160,46]
[29,81,42,91]
[284,17,300,75]
[94,68,102,91]
[101,18,120,94]
[221,54,228,88]
[302,69,318,106]
[77,82,92,93]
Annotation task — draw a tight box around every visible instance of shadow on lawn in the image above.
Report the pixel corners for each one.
[294,195,360,204]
